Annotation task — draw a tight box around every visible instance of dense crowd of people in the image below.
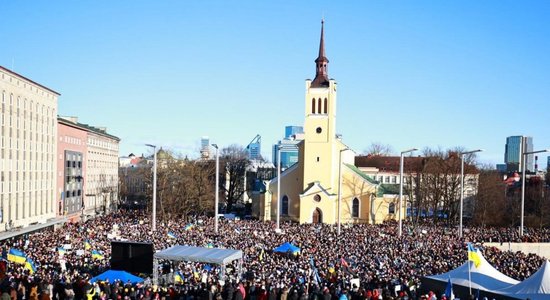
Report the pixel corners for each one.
[0,210,548,300]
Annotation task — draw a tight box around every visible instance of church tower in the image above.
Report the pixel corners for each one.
[303,20,338,190]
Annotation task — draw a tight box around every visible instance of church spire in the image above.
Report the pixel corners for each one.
[311,19,330,88]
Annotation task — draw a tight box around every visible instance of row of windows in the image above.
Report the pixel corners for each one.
[0,74,57,99]
[0,191,53,223]
[281,195,362,218]
[311,98,328,114]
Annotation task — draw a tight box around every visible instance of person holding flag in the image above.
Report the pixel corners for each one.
[467,243,481,268]
[24,258,37,274]
[7,249,26,264]
[444,278,454,300]
[309,256,322,284]
[84,240,92,250]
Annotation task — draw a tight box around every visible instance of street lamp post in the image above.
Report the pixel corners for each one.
[521,148,549,236]
[459,149,483,238]
[145,144,157,232]
[276,145,282,232]
[212,144,220,234]
[399,148,417,237]
[337,148,349,236]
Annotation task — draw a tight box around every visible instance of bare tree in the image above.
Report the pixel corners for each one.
[221,145,250,213]
[363,142,394,156]
[472,168,508,227]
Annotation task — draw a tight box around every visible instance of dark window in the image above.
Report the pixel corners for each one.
[77,190,81,196]
[316,127,322,134]
[389,203,395,214]
[66,161,70,168]
[282,195,289,215]
[78,161,82,168]
[312,98,316,114]
[314,194,321,202]
[318,98,322,113]
[65,191,70,198]
[324,98,328,113]
[352,198,359,218]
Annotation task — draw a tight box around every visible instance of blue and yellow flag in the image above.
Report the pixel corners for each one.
[468,243,481,268]
[84,240,92,250]
[57,247,66,255]
[174,271,184,283]
[184,224,193,231]
[91,250,104,260]
[167,232,177,239]
[24,258,37,274]
[7,249,26,264]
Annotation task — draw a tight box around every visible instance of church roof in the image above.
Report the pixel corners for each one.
[344,164,378,185]
[377,184,400,197]
[310,20,330,88]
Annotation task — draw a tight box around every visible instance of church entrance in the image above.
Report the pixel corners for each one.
[312,208,323,223]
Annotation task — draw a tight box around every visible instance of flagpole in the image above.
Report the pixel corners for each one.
[468,255,472,296]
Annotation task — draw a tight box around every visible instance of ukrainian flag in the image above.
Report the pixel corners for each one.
[24,258,37,274]
[57,247,66,255]
[7,249,26,264]
[184,224,193,231]
[174,271,184,283]
[84,240,92,250]
[91,250,104,260]
[468,243,481,268]
[167,232,177,239]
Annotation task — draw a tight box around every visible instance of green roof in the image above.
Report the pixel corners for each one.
[344,164,379,185]
[377,184,400,197]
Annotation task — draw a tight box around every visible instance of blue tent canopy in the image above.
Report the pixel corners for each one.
[273,242,300,254]
[90,270,144,284]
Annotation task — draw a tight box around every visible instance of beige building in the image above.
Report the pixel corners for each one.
[0,66,59,230]
[254,22,403,225]
[84,126,120,217]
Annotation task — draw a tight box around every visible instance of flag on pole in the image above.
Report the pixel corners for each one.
[84,240,92,250]
[174,271,184,283]
[91,250,104,260]
[467,243,481,268]
[7,249,26,264]
[24,258,37,274]
[444,278,455,300]
[309,256,322,284]
[167,232,178,239]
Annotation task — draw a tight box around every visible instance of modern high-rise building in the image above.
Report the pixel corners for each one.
[246,135,262,161]
[285,126,303,139]
[200,136,210,159]
[504,136,533,172]
[0,66,60,230]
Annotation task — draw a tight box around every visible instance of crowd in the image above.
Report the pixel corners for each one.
[0,210,548,300]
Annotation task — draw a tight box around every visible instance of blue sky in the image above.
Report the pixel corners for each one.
[1,1,549,167]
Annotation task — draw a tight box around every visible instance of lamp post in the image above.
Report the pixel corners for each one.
[337,148,349,236]
[459,149,483,238]
[276,145,282,232]
[145,144,157,232]
[398,148,417,237]
[521,148,549,236]
[212,144,220,234]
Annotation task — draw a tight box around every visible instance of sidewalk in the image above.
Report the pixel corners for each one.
[0,217,67,241]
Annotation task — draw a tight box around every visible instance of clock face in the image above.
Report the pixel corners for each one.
[316,127,322,134]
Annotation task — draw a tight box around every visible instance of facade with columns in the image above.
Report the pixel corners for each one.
[0,66,59,230]
[254,22,403,224]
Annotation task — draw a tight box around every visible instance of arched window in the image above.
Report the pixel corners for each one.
[317,98,322,114]
[311,98,316,114]
[389,202,395,214]
[324,98,328,114]
[282,195,289,215]
[352,198,359,218]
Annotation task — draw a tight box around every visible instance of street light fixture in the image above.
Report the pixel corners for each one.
[399,148,417,237]
[459,149,483,238]
[145,144,157,232]
[521,148,549,236]
[212,144,220,234]
[337,148,349,236]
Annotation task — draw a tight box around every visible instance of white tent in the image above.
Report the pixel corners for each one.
[495,260,550,300]
[424,250,519,292]
[153,245,243,285]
